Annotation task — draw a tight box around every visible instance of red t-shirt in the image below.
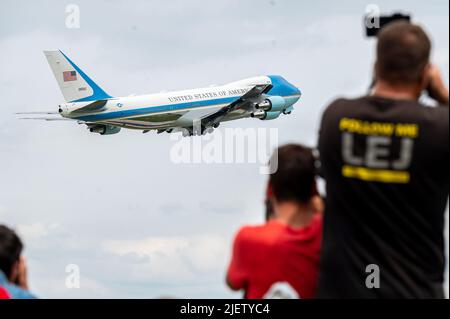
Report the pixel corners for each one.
[0,286,10,299]
[227,214,322,299]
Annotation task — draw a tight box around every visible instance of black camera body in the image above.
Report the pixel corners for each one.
[364,13,411,37]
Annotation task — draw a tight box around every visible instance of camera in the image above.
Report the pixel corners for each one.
[364,13,411,37]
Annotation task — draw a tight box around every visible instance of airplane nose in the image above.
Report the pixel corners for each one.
[290,82,301,96]
[288,84,301,99]
[284,79,301,96]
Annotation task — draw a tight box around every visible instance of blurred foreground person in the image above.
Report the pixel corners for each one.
[318,22,449,298]
[227,144,323,299]
[0,225,36,299]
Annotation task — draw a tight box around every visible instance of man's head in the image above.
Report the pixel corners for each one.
[0,225,23,280]
[376,21,431,89]
[268,144,317,206]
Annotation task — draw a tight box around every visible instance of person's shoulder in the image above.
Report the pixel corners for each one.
[235,224,267,239]
[325,96,364,109]
[420,104,449,121]
[322,96,365,119]
[2,283,37,299]
[234,223,277,245]
[409,104,449,136]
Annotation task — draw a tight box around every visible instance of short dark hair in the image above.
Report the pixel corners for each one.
[376,21,431,85]
[269,144,316,204]
[0,225,23,278]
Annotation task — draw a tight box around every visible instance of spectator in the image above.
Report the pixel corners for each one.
[227,144,323,298]
[318,22,449,298]
[0,225,36,299]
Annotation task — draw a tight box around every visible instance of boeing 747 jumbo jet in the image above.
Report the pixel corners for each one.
[20,51,302,136]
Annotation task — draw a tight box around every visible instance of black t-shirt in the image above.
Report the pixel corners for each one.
[317,96,449,298]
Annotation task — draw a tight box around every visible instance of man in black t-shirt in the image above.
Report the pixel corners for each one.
[318,22,449,298]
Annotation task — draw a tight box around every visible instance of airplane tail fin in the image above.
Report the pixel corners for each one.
[43,50,112,103]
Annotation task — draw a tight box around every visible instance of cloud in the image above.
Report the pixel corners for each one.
[103,237,189,257]
[0,205,6,218]
[8,219,236,298]
[102,234,229,280]
[17,222,62,241]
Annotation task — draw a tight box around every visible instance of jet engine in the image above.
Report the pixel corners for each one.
[89,124,121,135]
[250,110,281,121]
[255,96,286,112]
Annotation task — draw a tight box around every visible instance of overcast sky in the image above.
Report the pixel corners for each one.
[0,0,448,298]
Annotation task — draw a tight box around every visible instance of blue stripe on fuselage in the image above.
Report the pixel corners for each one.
[72,96,240,122]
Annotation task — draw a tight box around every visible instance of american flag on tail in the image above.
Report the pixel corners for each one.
[63,70,77,82]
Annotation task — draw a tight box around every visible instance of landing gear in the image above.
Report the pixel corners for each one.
[182,130,192,137]
[282,107,294,115]
[192,125,214,136]
[165,124,217,137]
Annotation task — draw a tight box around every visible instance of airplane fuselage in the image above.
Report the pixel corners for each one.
[59,75,301,133]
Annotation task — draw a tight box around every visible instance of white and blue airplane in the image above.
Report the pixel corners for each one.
[21,50,301,136]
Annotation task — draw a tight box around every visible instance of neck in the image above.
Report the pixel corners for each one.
[273,201,314,229]
[373,80,420,101]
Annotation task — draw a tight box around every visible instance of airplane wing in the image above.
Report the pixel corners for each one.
[239,84,273,100]
[202,84,272,127]
[226,84,272,112]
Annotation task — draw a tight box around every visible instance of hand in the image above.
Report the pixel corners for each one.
[426,65,449,106]
[310,195,324,215]
[16,257,29,290]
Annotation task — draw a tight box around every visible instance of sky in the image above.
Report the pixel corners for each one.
[0,0,448,298]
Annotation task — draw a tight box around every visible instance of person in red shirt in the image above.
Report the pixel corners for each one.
[227,144,323,299]
[0,286,10,299]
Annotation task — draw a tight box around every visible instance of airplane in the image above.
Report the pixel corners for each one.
[20,50,302,136]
